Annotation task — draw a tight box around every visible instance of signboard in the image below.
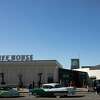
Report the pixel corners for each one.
[71,59,80,69]
[0,55,33,62]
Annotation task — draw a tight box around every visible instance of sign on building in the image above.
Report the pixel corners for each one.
[0,55,33,62]
[71,59,80,69]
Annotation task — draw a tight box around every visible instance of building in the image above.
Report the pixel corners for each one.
[0,55,89,88]
[0,55,62,87]
[74,65,100,80]
[59,68,88,87]
[73,65,100,87]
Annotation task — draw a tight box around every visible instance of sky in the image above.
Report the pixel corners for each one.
[0,0,100,69]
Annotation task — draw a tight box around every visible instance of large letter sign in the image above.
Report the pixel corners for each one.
[0,55,33,62]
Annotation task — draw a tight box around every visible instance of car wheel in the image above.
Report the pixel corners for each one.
[56,96,60,98]
[33,93,39,97]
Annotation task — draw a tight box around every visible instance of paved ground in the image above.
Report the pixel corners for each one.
[0,92,100,100]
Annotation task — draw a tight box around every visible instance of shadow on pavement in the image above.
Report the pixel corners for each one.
[0,96,24,98]
[35,95,85,98]
[60,95,85,98]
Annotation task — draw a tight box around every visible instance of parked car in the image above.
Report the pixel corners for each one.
[0,86,19,97]
[32,83,76,97]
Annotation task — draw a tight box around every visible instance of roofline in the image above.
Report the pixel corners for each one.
[0,60,63,68]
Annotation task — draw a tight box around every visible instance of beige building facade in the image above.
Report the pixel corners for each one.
[0,60,62,87]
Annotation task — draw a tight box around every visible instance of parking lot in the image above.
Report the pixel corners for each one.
[0,92,100,100]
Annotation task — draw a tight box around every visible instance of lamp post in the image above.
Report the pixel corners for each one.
[18,74,23,88]
[0,72,6,85]
[38,73,42,88]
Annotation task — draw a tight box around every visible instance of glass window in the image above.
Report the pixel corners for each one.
[43,85,53,89]
[55,85,62,88]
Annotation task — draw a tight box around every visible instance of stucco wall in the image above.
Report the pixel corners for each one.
[0,60,61,86]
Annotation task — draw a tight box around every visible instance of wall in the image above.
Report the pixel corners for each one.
[0,60,61,86]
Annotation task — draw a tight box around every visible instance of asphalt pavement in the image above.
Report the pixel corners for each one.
[0,92,100,100]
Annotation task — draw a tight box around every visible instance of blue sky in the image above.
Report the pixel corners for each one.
[0,0,100,68]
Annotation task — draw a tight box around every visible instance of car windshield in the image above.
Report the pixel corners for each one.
[42,85,53,89]
[42,84,63,89]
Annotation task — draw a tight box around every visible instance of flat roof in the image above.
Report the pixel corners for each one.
[0,60,63,68]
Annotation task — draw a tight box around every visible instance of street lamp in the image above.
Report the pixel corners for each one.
[0,72,6,85]
[18,74,23,88]
[38,73,43,88]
